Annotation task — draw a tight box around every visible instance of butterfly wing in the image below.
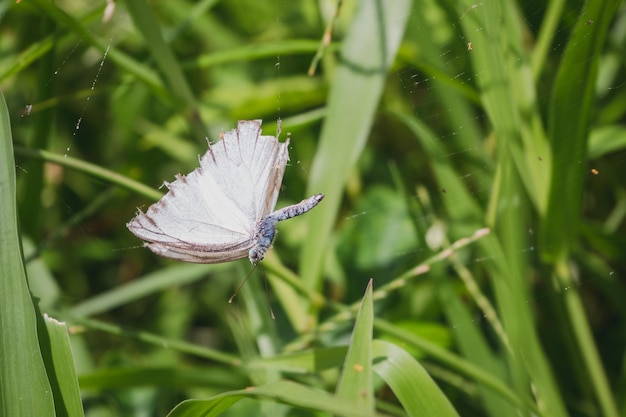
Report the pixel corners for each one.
[127,120,289,263]
[227,120,290,220]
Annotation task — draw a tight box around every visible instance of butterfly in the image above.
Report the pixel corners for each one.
[127,120,323,264]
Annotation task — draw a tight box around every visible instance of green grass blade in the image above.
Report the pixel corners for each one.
[78,366,246,391]
[373,318,526,413]
[71,264,216,317]
[531,0,566,77]
[0,35,54,81]
[541,5,621,416]
[457,2,569,416]
[44,316,85,417]
[588,125,626,159]
[19,29,55,238]
[336,279,374,412]
[391,110,483,224]
[14,146,162,201]
[459,0,549,214]
[478,233,566,417]
[433,275,517,416]
[188,39,329,69]
[66,315,241,365]
[372,340,460,417]
[124,0,196,108]
[0,90,55,416]
[167,380,380,417]
[542,0,622,262]
[301,0,411,293]
[246,346,348,373]
[124,0,212,142]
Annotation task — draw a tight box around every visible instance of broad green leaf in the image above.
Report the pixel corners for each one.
[372,340,459,417]
[0,90,55,416]
[300,0,411,298]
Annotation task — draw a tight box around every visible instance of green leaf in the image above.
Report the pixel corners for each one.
[0,90,55,416]
[588,124,626,160]
[124,0,196,108]
[300,0,411,295]
[542,0,622,262]
[14,147,162,201]
[246,346,348,374]
[71,264,216,317]
[372,340,460,417]
[44,316,85,417]
[167,380,380,417]
[336,279,374,412]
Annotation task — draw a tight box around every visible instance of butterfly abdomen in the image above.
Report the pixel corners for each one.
[248,193,324,264]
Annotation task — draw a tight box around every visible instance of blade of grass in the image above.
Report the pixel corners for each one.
[531,0,566,77]
[542,4,621,416]
[187,40,330,69]
[401,1,486,176]
[588,125,626,159]
[167,380,381,417]
[71,264,217,317]
[159,0,220,44]
[62,315,241,366]
[19,13,55,238]
[246,346,348,374]
[0,5,103,81]
[124,0,195,108]
[386,114,516,412]
[43,315,85,417]
[458,2,568,416]
[78,366,246,391]
[460,0,549,216]
[300,0,411,302]
[284,228,491,352]
[125,0,209,141]
[0,34,54,82]
[542,0,621,263]
[250,316,531,413]
[336,279,374,413]
[14,146,162,201]
[372,340,460,417]
[433,273,516,416]
[0,90,55,416]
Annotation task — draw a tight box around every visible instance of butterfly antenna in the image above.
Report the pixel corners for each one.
[229,264,258,304]
[263,275,276,320]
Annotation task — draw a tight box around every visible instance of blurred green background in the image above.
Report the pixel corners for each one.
[1,0,625,416]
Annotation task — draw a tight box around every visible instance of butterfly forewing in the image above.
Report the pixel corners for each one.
[127,120,289,263]
[227,120,289,220]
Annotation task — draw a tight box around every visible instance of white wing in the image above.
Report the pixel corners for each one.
[127,120,290,263]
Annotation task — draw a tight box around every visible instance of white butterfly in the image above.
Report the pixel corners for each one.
[127,120,323,264]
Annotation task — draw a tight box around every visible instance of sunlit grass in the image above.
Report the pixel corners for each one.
[2,0,624,416]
